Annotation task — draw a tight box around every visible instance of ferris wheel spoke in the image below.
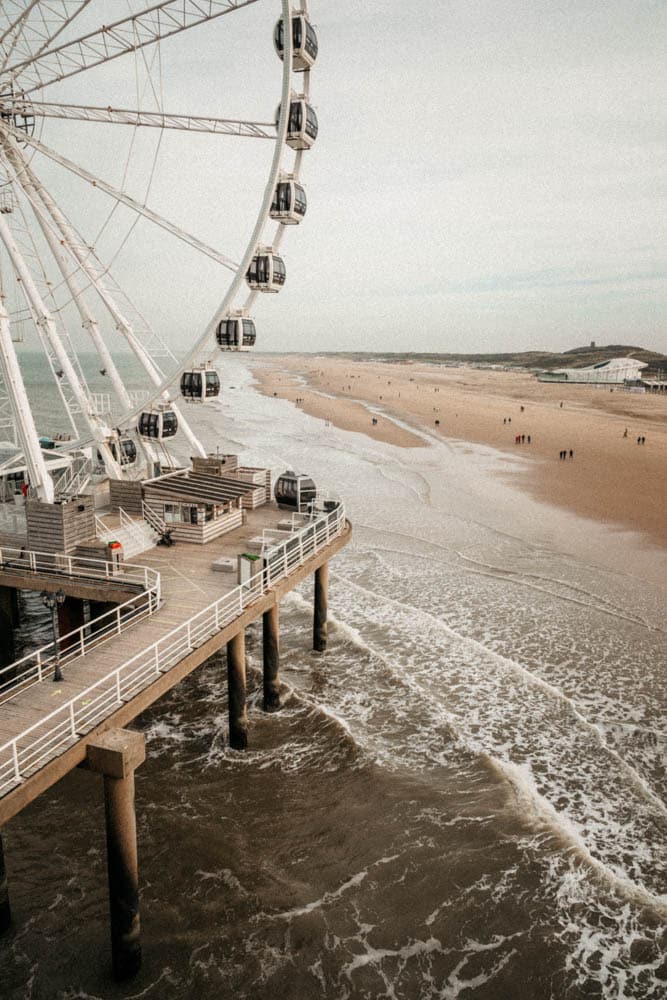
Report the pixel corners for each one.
[0,209,124,477]
[2,122,240,270]
[6,0,261,96]
[0,300,55,500]
[4,133,206,460]
[1,2,93,77]
[4,138,136,417]
[20,101,276,139]
[0,1,42,59]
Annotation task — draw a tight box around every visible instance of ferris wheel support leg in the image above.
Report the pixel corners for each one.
[0,156,205,460]
[0,213,123,481]
[171,404,206,459]
[4,142,135,414]
[0,305,54,502]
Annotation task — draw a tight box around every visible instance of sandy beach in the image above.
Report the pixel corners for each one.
[247,354,667,551]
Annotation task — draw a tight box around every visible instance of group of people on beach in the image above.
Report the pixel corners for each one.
[515,434,531,444]
[559,450,574,460]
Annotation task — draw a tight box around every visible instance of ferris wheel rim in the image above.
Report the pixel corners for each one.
[0,0,311,477]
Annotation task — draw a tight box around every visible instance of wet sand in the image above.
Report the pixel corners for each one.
[247,355,667,551]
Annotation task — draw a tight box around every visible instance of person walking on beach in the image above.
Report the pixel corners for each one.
[623,428,628,438]
[569,449,574,460]
[521,434,525,443]
[527,435,531,444]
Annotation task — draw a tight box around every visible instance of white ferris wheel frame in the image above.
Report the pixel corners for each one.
[0,0,310,501]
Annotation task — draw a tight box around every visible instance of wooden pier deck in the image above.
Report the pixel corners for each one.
[0,502,350,826]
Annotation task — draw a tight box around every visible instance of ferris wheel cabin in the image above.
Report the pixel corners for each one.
[138,408,179,440]
[112,435,137,465]
[180,367,221,402]
[270,178,307,224]
[246,250,286,292]
[277,99,318,150]
[274,470,317,511]
[216,312,257,351]
[274,14,318,71]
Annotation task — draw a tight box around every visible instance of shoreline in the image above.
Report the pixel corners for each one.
[246,355,667,553]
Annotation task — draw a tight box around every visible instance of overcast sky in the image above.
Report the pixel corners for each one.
[6,0,666,356]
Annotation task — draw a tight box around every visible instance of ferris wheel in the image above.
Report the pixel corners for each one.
[0,0,317,504]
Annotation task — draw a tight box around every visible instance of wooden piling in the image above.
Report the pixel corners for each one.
[313,561,329,652]
[227,631,248,749]
[57,596,85,651]
[0,586,17,670]
[86,730,145,980]
[0,830,10,933]
[262,603,280,712]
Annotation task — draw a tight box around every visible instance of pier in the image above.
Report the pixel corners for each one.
[0,500,350,977]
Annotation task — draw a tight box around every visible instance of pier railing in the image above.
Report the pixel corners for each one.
[0,504,346,796]
[0,553,161,700]
[0,545,155,588]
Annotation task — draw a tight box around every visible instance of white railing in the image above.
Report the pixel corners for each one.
[52,455,93,499]
[90,392,112,417]
[96,509,157,557]
[94,513,110,538]
[0,504,347,796]
[119,507,158,552]
[0,565,161,700]
[0,545,155,588]
[142,500,168,537]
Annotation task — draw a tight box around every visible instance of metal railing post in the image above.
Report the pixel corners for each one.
[36,650,42,682]
[12,742,20,782]
[116,607,121,634]
[69,702,76,738]
[79,628,85,656]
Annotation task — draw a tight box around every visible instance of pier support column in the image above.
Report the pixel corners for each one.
[88,600,118,638]
[0,830,10,933]
[57,596,85,651]
[313,561,329,653]
[86,729,145,981]
[262,603,280,712]
[0,586,17,670]
[227,630,248,750]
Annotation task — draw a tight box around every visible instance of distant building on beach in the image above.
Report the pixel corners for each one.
[537,357,648,384]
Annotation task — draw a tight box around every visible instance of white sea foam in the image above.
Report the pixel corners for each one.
[185,363,667,995]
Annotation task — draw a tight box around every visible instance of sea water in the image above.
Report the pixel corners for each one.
[1,355,665,999]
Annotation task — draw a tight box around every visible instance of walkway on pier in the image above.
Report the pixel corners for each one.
[0,503,349,824]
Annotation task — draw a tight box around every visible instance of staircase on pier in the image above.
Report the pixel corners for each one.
[95,506,160,559]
